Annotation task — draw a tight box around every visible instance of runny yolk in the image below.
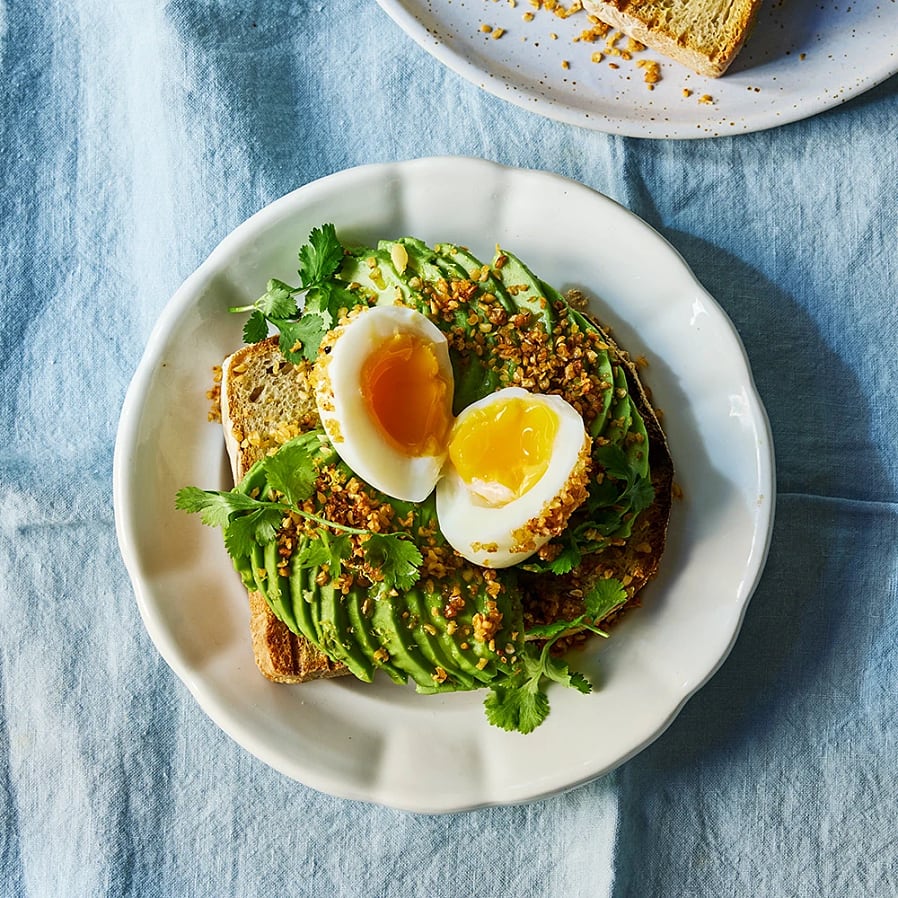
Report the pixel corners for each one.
[360,331,452,457]
[448,397,559,505]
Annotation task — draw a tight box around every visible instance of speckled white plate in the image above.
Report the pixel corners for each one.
[114,157,775,812]
[376,0,898,138]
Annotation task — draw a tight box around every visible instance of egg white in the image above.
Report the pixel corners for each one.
[435,387,590,568]
[313,304,454,503]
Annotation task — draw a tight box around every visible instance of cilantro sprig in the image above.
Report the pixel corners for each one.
[484,578,628,734]
[175,433,422,594]
[228,223,355,363]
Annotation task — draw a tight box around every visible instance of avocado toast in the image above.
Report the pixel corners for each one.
[178,225,673,733]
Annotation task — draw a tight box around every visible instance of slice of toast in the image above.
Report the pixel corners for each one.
[220,317,672,682]
[582,0,763,77]
[221,337,346,683]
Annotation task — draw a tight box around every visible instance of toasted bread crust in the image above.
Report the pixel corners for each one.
[247,590,345,683]
[582,0,763,77]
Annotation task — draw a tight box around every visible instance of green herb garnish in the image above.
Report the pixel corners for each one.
[484,578,628,734]
[175,433,423,595]
[228,223,355,363]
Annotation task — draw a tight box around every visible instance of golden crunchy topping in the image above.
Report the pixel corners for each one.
[207,365,223,422]
[472,600,503,643]
[510,433,591,550]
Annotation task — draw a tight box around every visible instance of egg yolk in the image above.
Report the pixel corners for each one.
[448,397,559,505]
[360,331,452,457]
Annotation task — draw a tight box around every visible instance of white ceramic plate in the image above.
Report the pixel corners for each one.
[114,157,774,812]
[376,0,898,138]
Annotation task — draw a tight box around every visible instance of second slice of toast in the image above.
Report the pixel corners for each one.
[582,0,763,77]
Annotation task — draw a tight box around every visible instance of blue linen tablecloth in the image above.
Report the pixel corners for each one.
[2,1,897,895]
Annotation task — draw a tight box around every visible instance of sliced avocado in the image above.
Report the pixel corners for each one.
[604,365,633,449]
[437,243,516,314]
[451,601,508,679]
[538,277,566,309]
[302,563,329,651]
[335,248,417,308]
[589,348,616,438]
[369,590,461,693]
[389,238,461,291]
[248,543,274,609]
[344,588,407,685]
[408,242,470,286]
[232,549,257,594]
[261,541,300,635]
[493,248,554,334]
[418,587,495,686]
[550,299,617,437]
[317,578,374,683]
[402,586,477,691]
[287,539,322,646]
[625,403,651,479]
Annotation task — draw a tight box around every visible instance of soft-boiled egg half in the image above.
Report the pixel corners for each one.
[436,388,591,568]
[314,306,591,566]
[313,304,454,502]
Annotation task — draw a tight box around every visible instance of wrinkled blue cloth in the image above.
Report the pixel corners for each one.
[2,1,897,896]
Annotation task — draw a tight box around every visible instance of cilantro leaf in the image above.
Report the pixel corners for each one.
[298,223,344,288]
[547,541,581,575]
[257,279,300,319]
[297,532,353,582]
[484,675,550,735]
[585,577,628,621]
[624,474,655,517]
[482,578,628,733]
[229,225,346,362]
[542,654,591,693]
[174,487,262,530]
[524,577,627,643]
[363,533,423,592]
[242,310,269,344]
[568,671,593,695]
[175,487,282,557]
[296,539,332,569]
[261,435,324,507]
[223,506,283,557]
[177,435,421,592]
[593,443,632,480]
[300,287,335,330]
[274,314,327,363]
[324,534,352,580]
[524,618,582,643]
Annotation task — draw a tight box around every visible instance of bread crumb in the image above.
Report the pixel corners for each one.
[492,27,506,38]
[699,93,714,105]
[509,1,662,87]
[682,88,693,98]
[481,23,493,33]
[636,58,661,86]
